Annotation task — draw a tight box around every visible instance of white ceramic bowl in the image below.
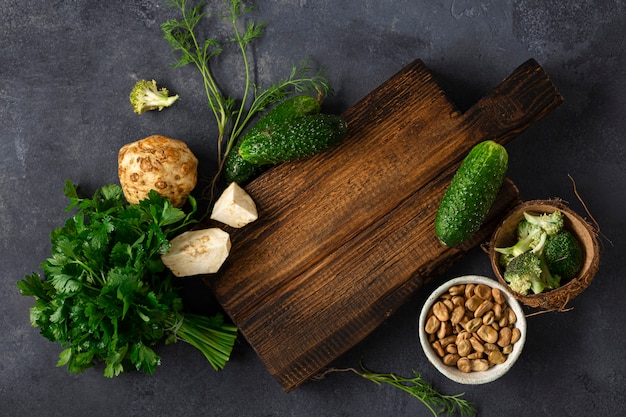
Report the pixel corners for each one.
[418,275,527,384]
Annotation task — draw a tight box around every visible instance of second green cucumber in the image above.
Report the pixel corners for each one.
[238,114,347,165]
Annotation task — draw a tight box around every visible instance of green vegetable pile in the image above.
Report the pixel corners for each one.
[495,210,584,295]
[17,181,237,377]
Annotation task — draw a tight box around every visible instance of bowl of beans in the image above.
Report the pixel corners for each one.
[418,275,526,384]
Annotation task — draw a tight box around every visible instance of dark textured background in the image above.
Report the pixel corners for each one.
[2,1,624,416]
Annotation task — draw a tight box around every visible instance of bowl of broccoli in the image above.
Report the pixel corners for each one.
[488,199,600,311]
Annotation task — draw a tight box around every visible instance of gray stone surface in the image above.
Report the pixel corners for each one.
[1,1,624,416]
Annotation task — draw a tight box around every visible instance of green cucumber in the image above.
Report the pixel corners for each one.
[223,147,267,184]
[435,140,508,247]
[223,95,321,184]
[238,113,347,165]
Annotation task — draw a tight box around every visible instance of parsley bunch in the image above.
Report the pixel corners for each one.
[17,181,237,377]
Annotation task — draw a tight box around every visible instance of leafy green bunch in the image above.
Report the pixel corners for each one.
[18,181,237,377]
[162,0,334,196]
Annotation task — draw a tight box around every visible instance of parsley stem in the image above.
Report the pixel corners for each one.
[72,259,105,287]
[166,313,238,370]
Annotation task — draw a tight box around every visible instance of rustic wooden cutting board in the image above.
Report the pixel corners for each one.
[205,58,563,391]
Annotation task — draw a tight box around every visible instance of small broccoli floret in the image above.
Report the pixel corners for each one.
[523,210,564,235]
[503,251,547,295]
[544,230,584,281]
[495,224,547,265]
[516,219,542,240]
[130,79,179,114]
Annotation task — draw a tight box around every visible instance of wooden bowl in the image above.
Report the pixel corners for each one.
[488,199,600,311]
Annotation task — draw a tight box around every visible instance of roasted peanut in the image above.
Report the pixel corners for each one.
[425,315,440,334]
[452,295,465,307]
[432,340,445,357]
[493,302,503,320]
[482,310,495,325]
[440,335,456,348]
[492,287,505,304]
[449,284,465,296]
[432,301,450,322]
[455,330,471,345]
[443,353,460,366]
[474,300,494,318]
[498,327,512,348]
[436,321,448,339]
[450,305,466,325]
[457,339,472,357]
[488,349,506,365]
[474,284,493,300]
[469,336,485,352]
[511,327,521,344]
[445,344,458,354]
[471,359,490,372]
[463,317,483,333]
[457,358,472,373]
[506,307,517,325]
[465,295,484,312]
[477,325,498,344]
[483,342,499,352]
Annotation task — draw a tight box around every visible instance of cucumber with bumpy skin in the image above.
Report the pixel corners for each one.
[238,113,347,165]
[435,140,508,247]
[224,95,322,184]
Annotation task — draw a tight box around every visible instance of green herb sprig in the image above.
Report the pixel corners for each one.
[162,0,333,198]
[17,181,237,376]
[314,363,477,417]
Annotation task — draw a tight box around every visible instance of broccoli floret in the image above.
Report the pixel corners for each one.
[516,219,542,240]
[544,230,584,281]
[503,251,545,295]
[523,210,564,235]
[495,223,547,266]
[130,79,179,114]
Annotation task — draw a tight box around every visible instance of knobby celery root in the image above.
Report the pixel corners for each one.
[118,135,198,207]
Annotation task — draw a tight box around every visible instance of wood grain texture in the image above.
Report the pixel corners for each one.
[205,58,563,391]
